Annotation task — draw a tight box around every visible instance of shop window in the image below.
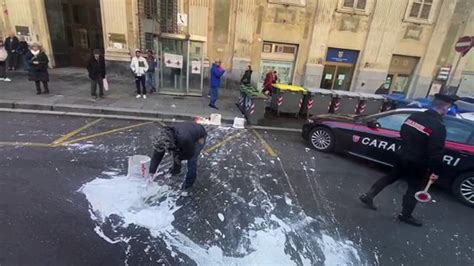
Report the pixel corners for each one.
[409,0,432,19]
[343,0,367,10]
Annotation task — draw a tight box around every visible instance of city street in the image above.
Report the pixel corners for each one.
[0,112,473,265]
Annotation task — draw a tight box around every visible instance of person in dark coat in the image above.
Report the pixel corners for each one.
[17,37,29,71]
[359,94,458,227]
[146,50,158,93]
[149,122,207,196]
[26,43,49,94]
[86,49,106,99]
[240,65,252,86]
[208,60,225,109]
[5,32,20,71]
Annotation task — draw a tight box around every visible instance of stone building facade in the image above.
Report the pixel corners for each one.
[1,0,473,97]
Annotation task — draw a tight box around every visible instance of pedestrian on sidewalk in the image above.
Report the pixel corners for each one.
[26,43,49,95]
[262,69,274,96]
[5,32,20,71]
[146,50,158,94]
[359,94,457,227]
[130,49,149,99]
[87,49,106,100]
[148,122,207,197]
[18,36,29,71]
[240,65,252,86]
[0,40,11,82]
[208,59,225,109]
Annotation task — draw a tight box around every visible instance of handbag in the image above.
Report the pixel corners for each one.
[103,77,109,91]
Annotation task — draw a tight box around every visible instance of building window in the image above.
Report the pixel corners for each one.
[144,0,158,19]
[160,0,178,33]
[342,0,367,10]
[145,33,154,51]
[408,0,432,20]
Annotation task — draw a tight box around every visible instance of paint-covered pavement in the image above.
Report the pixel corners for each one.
[0,113,472,265]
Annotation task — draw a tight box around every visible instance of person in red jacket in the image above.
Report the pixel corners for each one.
[262,70,274,96]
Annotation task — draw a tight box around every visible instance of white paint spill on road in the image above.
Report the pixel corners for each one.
[218,213,225,222]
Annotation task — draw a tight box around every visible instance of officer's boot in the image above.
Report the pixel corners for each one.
[399,196,422,227]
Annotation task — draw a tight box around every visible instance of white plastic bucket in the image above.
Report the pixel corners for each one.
[210,113,222,126]
[127,155,151,178]
[232,117,246,129]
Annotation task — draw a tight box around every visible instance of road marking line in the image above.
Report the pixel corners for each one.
[0,141,52,147]
[57,122,153,146]
[51,118,103,145]
[251,129,278,157]
[204,131,244,154]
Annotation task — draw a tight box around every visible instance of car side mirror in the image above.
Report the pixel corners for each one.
[367,120,380,129]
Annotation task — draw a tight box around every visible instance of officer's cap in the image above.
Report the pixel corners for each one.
[434,93,458,104]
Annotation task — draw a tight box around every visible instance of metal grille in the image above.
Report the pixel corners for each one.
[160,0,178,33]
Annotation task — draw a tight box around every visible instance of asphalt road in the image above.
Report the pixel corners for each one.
[0,112,472,265]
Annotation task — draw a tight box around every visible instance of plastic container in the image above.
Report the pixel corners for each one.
[301,87,334,118]
[357,93,385,115]
[210,113,222,126]
[330,90,361,114]
[127,155,151,178]
[270,84,307,116]
[233,117,246,129]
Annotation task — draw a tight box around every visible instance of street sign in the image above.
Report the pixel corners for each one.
[454,36,473,56]
[437,66,451,81]
[177,13,187,27]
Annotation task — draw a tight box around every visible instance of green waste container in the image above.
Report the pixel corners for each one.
[270,84,307,116]
[301,87,334,118]
[357,93,385,115]
[239,85,268,125]
[330,90,361,114]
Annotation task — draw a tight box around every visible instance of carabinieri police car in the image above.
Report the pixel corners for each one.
[302,109,474,207]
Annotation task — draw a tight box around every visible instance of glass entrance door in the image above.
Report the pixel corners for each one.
[159,39,203,95]
[188,41,203,95]
[320,64,354,91]
[160,39,187,94]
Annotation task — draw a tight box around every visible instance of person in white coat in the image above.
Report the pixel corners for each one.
[130,49,149,99]
[0,40,11,82]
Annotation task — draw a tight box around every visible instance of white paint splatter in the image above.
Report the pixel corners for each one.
[218,213,225,222]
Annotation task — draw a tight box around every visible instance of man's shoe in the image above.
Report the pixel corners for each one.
[92,95,98,100]
[4,78,11,82]
[99,95,105,98]
[43,90,49,94]
[36,91,42,95]
[209,104,218,110]
[398,214,423,227]
[143,95,147,99]
[136,94,142,99]
[359,194,377,210]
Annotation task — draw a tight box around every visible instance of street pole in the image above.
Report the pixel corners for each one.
[446,53,462,94]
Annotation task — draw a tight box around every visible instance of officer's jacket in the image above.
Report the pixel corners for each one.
[400,109,446,175]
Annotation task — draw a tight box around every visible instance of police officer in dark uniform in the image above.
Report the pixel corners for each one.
[359,94,457,227]
[148,122,207,196]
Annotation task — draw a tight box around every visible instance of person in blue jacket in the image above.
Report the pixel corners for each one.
[149,122,207,197]
[209,59,225,109]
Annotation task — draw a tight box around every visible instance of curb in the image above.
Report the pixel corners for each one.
[0,100,237,125]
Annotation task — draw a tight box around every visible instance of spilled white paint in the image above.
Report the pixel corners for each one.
[80,127,366,265]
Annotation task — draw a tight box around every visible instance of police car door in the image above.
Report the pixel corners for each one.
[440,117,474,182]
[350,112,410,166]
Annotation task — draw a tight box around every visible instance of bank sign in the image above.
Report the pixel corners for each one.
[326,48,359,64]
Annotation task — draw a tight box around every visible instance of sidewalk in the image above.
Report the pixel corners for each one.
[0,68,243,124]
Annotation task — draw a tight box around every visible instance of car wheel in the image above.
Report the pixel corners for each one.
[308,127,335,152]
[452,172,474,207]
